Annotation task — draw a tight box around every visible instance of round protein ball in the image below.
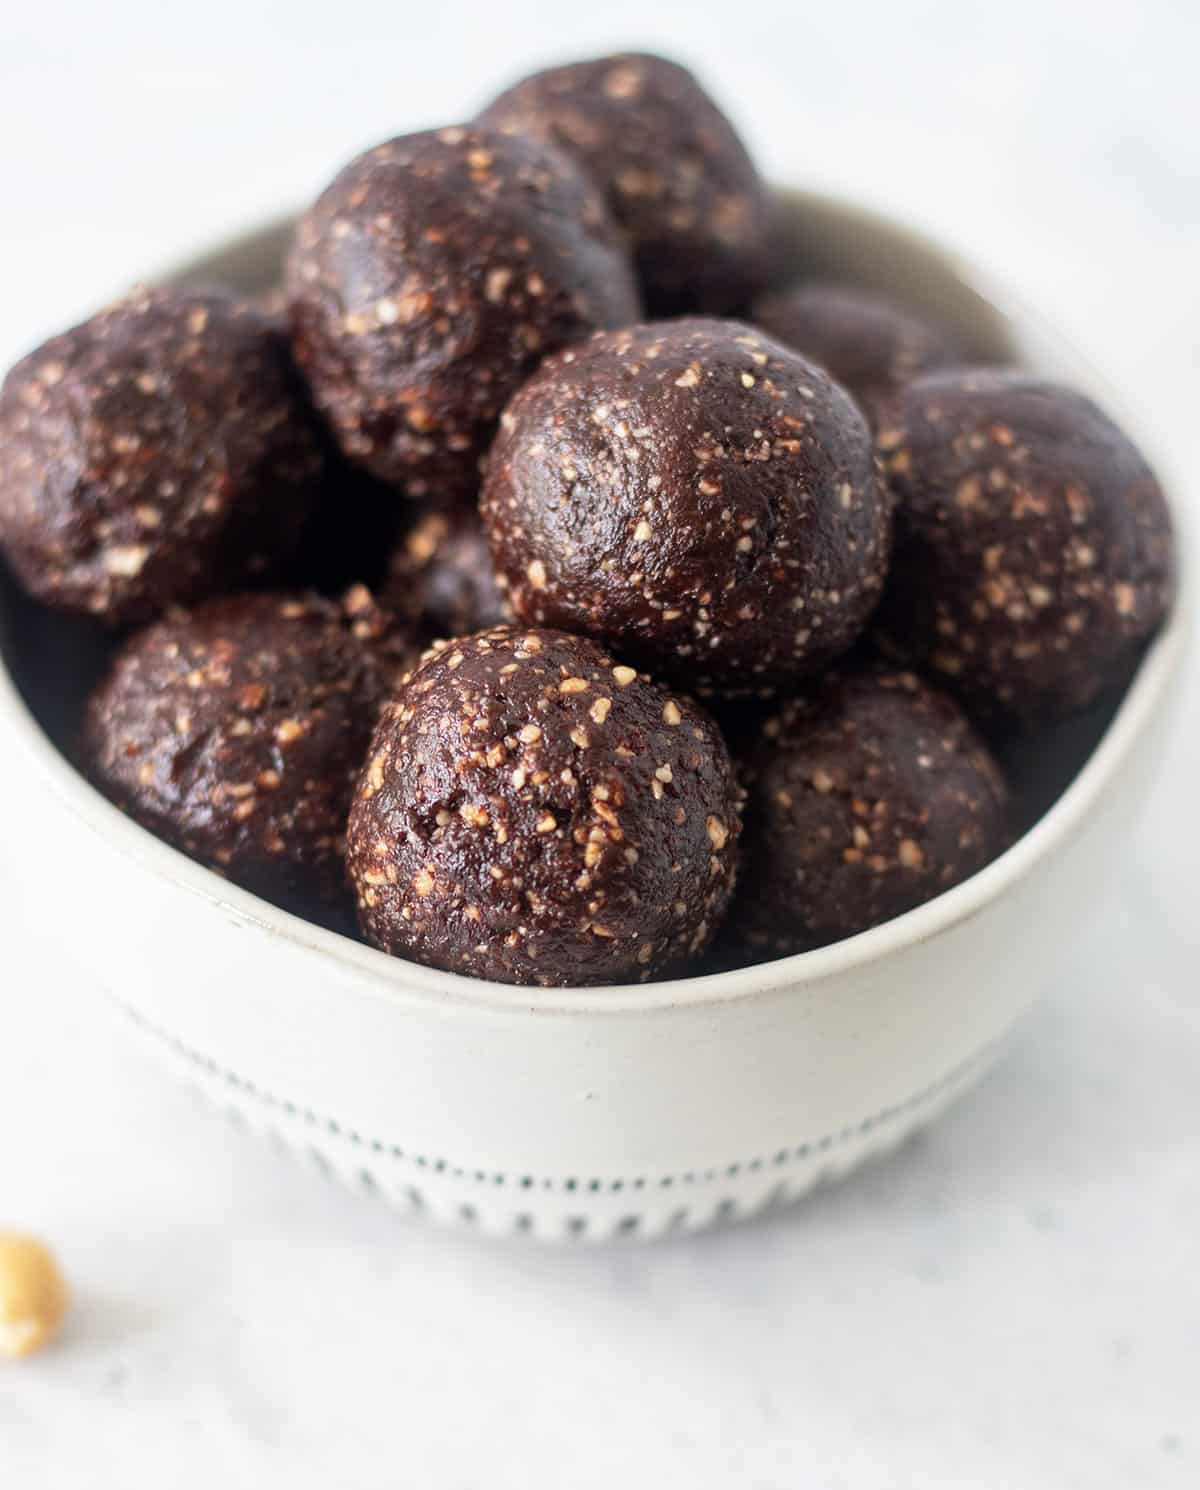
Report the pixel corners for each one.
[479,52,774,317]
[286,126,640,504]
[726,667,1009,961]
[82,589,418,911]
[752,282,963,431]
[482,318,891,697]
[875,369,1175,728]
[0,287,323,625]
[381,504,510,640]
[347,627,742,986]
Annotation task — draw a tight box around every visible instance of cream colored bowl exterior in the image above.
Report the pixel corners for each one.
[0,191,1191,1241]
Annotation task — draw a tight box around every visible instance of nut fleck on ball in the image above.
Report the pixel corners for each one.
[479,52,774,316]
[481,318,892,697]
[83,590,419,910]
[875,369,1175,727]
[0,1232,69,1360]
[753,282,963,430]
[346,627,742,986]
[381,504,510,640]
[0,288,324,625]
[725,667,1010,960]
[286,126,640,503]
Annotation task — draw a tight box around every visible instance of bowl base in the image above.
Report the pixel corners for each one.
[109,989,1011,1243]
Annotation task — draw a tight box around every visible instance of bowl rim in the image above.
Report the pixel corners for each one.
[0,188,1193,1018]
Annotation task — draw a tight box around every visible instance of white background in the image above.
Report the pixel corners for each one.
[2,3,1198,1486]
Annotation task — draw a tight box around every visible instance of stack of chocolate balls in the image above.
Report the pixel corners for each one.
[0,52,1175,987]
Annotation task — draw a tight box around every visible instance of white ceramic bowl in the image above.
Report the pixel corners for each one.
[0,191,1191,1242]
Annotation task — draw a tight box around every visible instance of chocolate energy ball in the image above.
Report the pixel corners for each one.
[875,369,1175,727]
[381,504,510,640]
[346,627,741,986]
[0,288,323,625]
[82,589,417,911]
[727,667,1009,960]
[286,126,640,503]
[752,282,963,430]
[479,52,774,317]
[481,318,891,697]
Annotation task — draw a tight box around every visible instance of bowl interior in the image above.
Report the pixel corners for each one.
[0,190,1145,981]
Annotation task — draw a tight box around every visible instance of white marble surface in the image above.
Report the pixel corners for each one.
[2,4,1198,1485]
